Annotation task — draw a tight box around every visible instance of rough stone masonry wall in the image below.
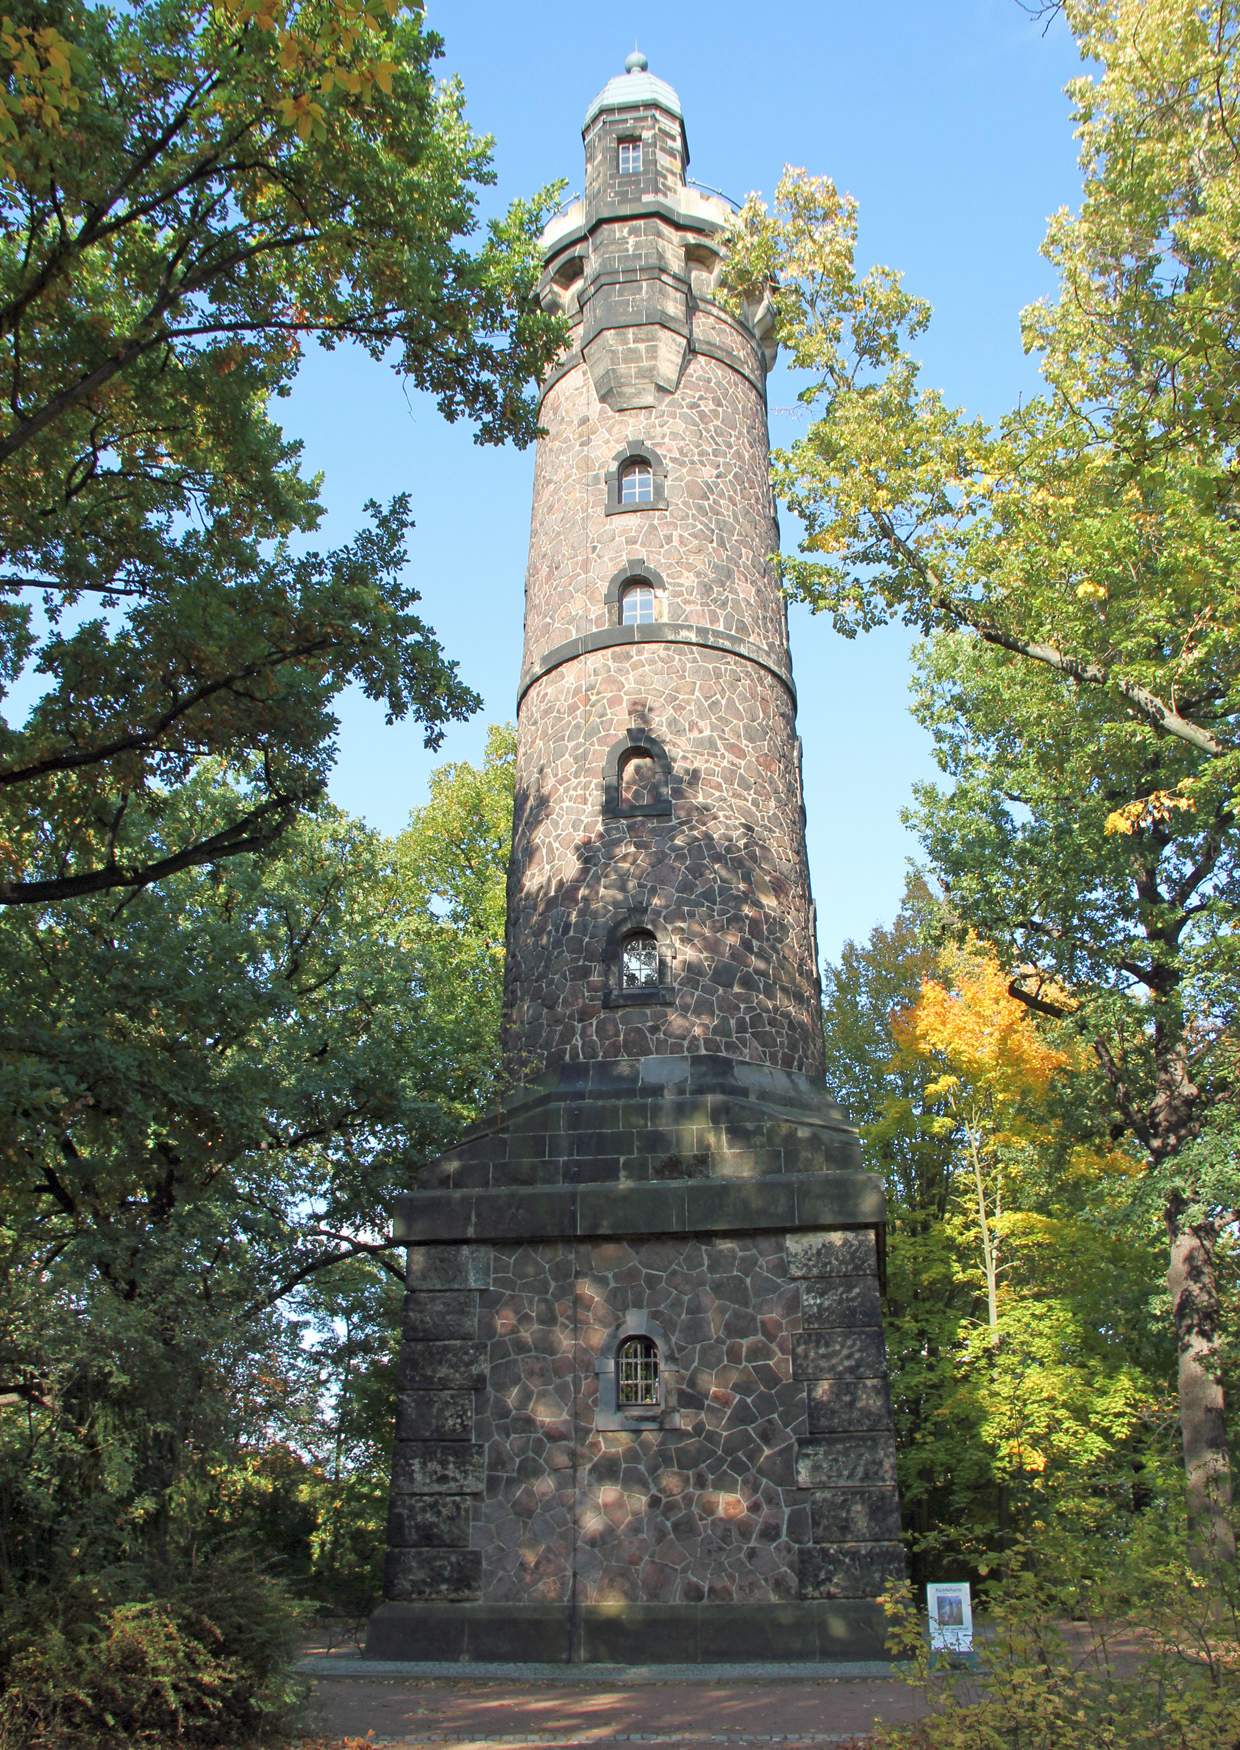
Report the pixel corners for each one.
[383,1230,902,1609]
[375,87,905,1653]
[475,1234,807,1605]
[522,346,783,657]
[504,332,824,1084]
[584,107,684,212]
[503,644,822,1075]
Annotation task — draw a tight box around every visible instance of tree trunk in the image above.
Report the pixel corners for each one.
[1166,1194,1235,1566]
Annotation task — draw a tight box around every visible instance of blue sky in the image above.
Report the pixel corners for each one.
[284,0,1087,963]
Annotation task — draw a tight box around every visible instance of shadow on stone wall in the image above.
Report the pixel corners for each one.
[500,757,823,1082]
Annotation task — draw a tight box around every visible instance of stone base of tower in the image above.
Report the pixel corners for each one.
[366,1599,889,1663]
[367,1056,905,1665]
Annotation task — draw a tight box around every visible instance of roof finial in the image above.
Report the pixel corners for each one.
[624,47,648,73]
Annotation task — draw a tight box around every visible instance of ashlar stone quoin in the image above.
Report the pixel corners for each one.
[368,53,905,1665]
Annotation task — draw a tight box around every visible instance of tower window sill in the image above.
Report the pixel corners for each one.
[596,1408,684,1433]
[607,801,674,821]
[604,499,666,517]
[603,986,674,1008]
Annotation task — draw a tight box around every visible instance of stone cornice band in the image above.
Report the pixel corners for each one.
[544,201,726,263]
[394,1169,884,1247]
[517,621,797,709]
[540,319,766,405]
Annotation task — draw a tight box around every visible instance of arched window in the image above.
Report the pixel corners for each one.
[595,1313,678,1431]
[604,913,671,1006]
[602,730,672,821]
[621,929,659,991]
[617,1335,660,1407]
[605,561,667,621]
[618,748,661,812]
[605,443,667,515]
[619,580,655,625]
[619,459,654,505]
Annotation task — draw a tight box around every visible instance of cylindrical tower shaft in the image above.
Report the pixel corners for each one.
[502,60,823,1086]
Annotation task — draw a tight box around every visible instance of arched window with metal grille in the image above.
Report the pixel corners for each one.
[621,929,660,991]
[604,913,671,1007]
[596,1314,678,1431]
[617,1335,660,1408]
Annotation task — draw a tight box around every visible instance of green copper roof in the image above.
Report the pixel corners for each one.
[584,60,684,129]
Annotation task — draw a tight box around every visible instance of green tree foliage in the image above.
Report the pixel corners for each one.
[823,884,1174,1575]
[391,721,516,1120]
[3,787,415,1577]
[0,731,514,1734]
[725,0,1239,1558]
[0,0,564,905]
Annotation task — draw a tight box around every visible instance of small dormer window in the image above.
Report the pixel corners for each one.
[619,460,653,505]
[617,138,642,175]
[619,581,655,624]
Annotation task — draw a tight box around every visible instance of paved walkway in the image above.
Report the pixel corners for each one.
[296,1655,928,1747]
[294,1618,1156,1748]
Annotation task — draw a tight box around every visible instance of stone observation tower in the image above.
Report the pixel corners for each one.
[368,56,903,1664]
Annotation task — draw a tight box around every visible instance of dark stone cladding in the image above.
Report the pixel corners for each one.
[396,1055,882,1223]
[395,1174,883,1247]
[372,69,908,1661]
[544,202,726,263]
[366,1599,890,1663]
[538,308,767,406]
[516,621,796,710]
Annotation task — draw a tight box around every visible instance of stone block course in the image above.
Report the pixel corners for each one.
[810,1488,902,1544]
[806,1378,893,1433]
[787,1230,878,1278]
[402,1291,477,1342]
[391,1441,485,1495]
[800,1277,883,1328]
[395,1391,474,1442]
[398,1341,488,1392]
[383,1548,482,1602]
[799,1543,906,1600]
[366,1598,890,1663]
[793,1329,888,1381]
[406,1245,490,1291]
[387,1495,472,1549]
[795,1435,898,1490]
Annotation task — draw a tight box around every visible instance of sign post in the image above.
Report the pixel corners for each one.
[926,1581,973,1656]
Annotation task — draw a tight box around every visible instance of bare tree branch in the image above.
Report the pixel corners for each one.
[0,793,302,905]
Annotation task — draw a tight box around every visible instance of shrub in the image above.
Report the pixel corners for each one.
[869,1528,1240,1750]
[0,1554,306,1748]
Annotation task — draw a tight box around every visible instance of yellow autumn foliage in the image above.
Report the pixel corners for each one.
[892,943,1074,1111]
[1104,785,1198,836]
